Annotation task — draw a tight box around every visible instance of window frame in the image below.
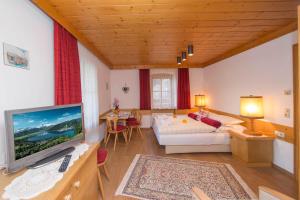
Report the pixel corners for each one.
[150,73,174,109]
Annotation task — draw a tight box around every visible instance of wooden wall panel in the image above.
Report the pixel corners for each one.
[207,108,294,144]
[297,6,300,194]
[293,43,299,182]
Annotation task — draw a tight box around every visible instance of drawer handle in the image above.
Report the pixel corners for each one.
[64,194,72,200]
[73,180,81,189]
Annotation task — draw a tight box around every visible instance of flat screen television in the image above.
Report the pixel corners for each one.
[4,104,84,173]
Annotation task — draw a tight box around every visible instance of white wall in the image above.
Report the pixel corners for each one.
[190,68,204,107]
[0,0,54,167]
[110,69,140,109]
[203,31,297,173]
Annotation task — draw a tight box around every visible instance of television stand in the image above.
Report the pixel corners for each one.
[0,144,100,200]
[28,147,75,169]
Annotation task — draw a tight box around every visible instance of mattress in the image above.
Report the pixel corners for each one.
[153,115,216,135]
[152,115,231,146]
[153,123,231,145]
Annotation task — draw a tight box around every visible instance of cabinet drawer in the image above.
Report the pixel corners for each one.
[70,154,98,200]
[57,150,98,200]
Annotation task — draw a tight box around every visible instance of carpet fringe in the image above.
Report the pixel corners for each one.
[115,154,141,197]
[225,164,258,200]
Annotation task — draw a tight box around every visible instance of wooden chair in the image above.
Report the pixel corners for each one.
[105,116,128,151]
[127,110,143,142]
[97,148,109,200]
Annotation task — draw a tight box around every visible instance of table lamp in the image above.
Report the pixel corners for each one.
[240,95,264,135]
[195,95,206,112]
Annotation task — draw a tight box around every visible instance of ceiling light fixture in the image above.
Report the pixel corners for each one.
[182,52,187,61]
[188,44,194,56]
[177,56,182,65]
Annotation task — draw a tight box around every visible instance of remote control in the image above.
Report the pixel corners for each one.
[58,155,72,172]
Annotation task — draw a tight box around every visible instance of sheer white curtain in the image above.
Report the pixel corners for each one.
[79,44,100,134]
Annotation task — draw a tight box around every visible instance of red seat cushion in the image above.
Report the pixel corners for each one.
[113,125,127,131]
[126,117,137,122]
[127,121,140,126]
[97,148,108,164]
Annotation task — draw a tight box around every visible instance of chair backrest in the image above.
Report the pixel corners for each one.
[106,115,119,132]
[131,109,142,123]
[135,111,142,123]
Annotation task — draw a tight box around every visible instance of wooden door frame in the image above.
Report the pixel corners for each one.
[297,6,300,197]
[293,44,299,183]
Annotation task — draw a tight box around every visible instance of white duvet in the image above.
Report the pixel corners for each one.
[153,115,216,135]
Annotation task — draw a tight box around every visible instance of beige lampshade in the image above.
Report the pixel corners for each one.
[195,95,206,107]
[240,96,264,119]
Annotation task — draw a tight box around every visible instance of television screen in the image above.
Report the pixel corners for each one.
[12,105,83,160]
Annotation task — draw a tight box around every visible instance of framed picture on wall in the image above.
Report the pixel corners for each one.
[3,43,29,69]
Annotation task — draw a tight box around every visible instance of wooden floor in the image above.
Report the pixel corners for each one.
[100,128,297,199]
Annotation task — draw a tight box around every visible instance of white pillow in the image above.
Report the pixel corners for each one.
[229,125,247,133]
[208,113,244,125]
[194,110,209,118]
[216,124,247,133]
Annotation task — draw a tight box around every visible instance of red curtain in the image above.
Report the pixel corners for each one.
[54,22,82,105]
[177,68,191,109]
[139,69,151,110]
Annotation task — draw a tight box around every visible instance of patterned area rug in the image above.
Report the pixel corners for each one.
[116,154,257,200]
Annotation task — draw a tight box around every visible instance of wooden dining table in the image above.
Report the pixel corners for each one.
[99,112,130,122]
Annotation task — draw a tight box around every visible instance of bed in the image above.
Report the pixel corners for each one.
[152,113,245,154]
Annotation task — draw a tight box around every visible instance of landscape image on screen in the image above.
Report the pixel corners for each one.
[13,106,83,160]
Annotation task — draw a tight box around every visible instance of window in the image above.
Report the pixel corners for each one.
[151,74,173,109]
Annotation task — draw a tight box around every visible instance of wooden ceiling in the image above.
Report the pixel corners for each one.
[32,0,299,69]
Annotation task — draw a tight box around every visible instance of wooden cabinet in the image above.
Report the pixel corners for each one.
[0,143,100,200]
[229,130,275,167]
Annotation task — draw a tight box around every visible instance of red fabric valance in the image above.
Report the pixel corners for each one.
[177,68,191,109]
[139,69,151,110]
[54,22,82,105]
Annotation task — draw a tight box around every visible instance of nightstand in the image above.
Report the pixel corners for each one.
[229,130,275,167]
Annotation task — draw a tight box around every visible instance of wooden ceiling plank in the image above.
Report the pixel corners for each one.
[48,0,292,7]
[34,0,299,68]
[63,11,297,21]
[50,1,299,12]
[31,0,112,68]
[112,64,204,69]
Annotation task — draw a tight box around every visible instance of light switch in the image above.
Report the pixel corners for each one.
[284,90,292,95]
[284,108,290,118]
[274,130,285,138]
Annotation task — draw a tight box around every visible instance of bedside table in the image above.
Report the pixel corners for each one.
[229,130,275,167]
